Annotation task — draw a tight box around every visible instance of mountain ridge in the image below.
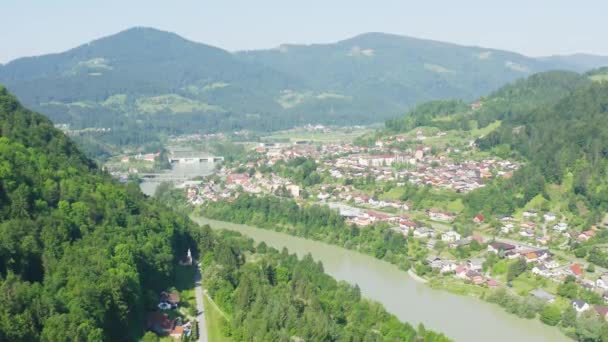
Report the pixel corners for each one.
[1,27,607,148]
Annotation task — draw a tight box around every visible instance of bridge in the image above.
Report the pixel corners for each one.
[139,173,192,182]
[167,151,224,164]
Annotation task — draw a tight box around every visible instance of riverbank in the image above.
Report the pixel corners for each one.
[408,269,428,283]
[192,216,569,342]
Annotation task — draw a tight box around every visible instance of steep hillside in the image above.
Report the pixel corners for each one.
[467,76,608,221]
[0,85,196,341]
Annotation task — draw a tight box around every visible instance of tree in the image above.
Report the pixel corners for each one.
[576,311,603,341]
[540,305,561,326]
[562,306,578,328]
[506,258,527,281]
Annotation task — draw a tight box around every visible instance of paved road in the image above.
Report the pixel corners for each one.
[486,235,608,273]
[194,267,208,342]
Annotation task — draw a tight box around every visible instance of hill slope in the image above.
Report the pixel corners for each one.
[465,71,608,220]
[385,70,592,132]
[2,28,608,147]
[0,85,196,341]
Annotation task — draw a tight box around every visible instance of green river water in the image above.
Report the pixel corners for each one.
[193,216,569,342]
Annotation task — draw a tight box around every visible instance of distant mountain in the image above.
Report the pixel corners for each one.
[238,33,555,115]
[1,27,607,147]
[539,53,608,72]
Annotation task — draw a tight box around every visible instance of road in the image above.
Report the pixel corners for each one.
[194,266,208,342]
[485,235,608,274]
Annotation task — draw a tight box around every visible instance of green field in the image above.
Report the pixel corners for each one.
[264,127,374,143]
[590,73,608,83]
[135,94,225,113]
[204,295,231,342]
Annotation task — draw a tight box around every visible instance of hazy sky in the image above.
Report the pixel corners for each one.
[1,0,607,63]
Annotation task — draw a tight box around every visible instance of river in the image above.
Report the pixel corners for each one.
[193,216,569,342]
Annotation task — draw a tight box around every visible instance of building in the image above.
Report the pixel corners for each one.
[467,258,484,272]
[595,306,608,321]
[572,299,591,313]
[473,213,485,224]
[428,209,455,222]
[569,264,584,278]
[530,289,556,303]
[487,241,516,254]
[597,274,608,290]
[441,231,462,243]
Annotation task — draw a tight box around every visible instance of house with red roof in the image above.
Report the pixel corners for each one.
[595,306,608,321]
[569,264,584,278]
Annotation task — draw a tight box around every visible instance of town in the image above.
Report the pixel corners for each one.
[170,126,608,327]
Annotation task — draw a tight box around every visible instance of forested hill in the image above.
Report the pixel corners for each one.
[2,28,607,147]
[385,70,592,133]
[466,72,608,221]
[0,85,196,341]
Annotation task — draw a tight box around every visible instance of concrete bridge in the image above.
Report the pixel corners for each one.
[167,151,224,164]
[139,173,191,182]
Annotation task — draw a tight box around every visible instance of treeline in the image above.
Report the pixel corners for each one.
[199,194,411,269]
[0,86,196,341]
[195,225,451,341]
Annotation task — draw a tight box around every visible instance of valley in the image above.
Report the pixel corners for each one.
[144,69,608,341]
[2,6,608,341]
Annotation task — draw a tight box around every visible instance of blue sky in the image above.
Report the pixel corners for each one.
[1,0,607,63]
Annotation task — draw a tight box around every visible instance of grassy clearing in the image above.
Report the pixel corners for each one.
[381,187,406,200]
[590,74,608,83]
[136,94,224,113]
[428,276,487,297]
[204,295,231,342]
[264,128,374,143]
[174,265,197,317]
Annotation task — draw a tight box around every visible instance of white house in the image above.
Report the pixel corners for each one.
[597,274,608,290]
[532,265,552,278]
[440,261,458,273]
[544,213,557,222]
[441,231,462,243]
[572,300,590,313]
[552,222,569,232]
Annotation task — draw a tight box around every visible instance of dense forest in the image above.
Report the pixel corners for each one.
[0,85,198,341]
[468,77,608,220]
[199,194,411,269]
[194,225,451,341]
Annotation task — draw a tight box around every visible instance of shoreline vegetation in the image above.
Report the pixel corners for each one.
[407,269,429,283]
[193,195,574,339]
[195,223,451,341]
